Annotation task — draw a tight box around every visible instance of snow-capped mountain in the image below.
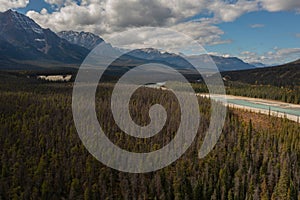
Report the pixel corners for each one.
[209,55,256,71]
[130,48,176,57]
[129,48,256,72]
[128,48,193,70]
[0,9,89,68]
[57,31,104,50]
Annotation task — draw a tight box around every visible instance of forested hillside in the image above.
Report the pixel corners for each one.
[0,74,299,199]
[225,82,300,104]
[215,59,300,104]
[192,82,300,104]
[221,59,300,87]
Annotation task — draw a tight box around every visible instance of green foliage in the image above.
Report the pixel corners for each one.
[192,81,300,104]
[0,74,299,199]
[226,81,300,104]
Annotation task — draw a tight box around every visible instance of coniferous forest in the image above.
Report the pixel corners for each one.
[0,72,299,199]
[192,82,300,104]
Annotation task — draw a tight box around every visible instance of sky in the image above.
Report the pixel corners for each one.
[1,0,300,65]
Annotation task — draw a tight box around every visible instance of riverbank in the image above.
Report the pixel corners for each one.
[198,94,300,123]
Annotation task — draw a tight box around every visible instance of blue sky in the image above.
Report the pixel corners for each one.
[7,0,300,65]
[17,1,51,14]
[208,11,300,55]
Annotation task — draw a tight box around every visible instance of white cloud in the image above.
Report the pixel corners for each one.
[0,0,29,12]
[275,48,300,57]
[101,21,231,54]
[170,20,232,46]
[208,52,232,58]
[250,24,265,28]
[44,0,65,6]
[27,0,208,34]
[259,0,300,12]
[240,48,300,65]
[104,0,176,28]
[104,27,199,53]
[296,33,300,38]
[26,0,236,46]
[27,2,108,33]
[208,0,259,22]
[26,0,300,31]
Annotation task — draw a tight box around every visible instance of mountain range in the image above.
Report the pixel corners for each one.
[0,9,89,69]
[0,9,262,72]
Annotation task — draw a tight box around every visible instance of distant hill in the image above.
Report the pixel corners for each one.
[128,48,256,72]
[221,59,300,87]
[249,62,266,68]
[207,55,256,72]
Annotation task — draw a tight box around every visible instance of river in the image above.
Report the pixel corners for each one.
[199,94,300,123]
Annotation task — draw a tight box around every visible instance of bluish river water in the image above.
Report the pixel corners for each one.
[212,96,300,117]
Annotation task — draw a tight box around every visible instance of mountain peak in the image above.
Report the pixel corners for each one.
[3,9,25,19]
[4,9,14,14]
[1,9,43,34]
[132,48,178,57]
[0,10,89,67]
[57,30,104,50]
[3,9,19,15]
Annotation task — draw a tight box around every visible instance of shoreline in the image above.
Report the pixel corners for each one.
[198,94,300,123]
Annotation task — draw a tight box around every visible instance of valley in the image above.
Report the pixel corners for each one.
[0,74,299,199]
[0,6,299,200]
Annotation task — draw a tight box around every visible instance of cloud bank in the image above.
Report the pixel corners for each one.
[240,48,300,65]
[26,0,300,45]
[0,0,29,12]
